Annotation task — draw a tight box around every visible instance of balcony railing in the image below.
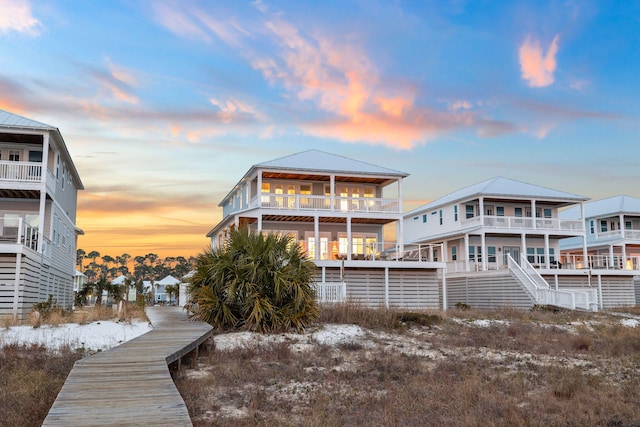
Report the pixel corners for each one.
[560,254,640,271]
[297,239,442,262]
[0,161,43,182]
[462,215,583,232]
[238,193,401,215]
[595,229,640,241]
[0,216,44,253]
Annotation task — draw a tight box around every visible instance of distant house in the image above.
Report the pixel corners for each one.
[206,150,446,309]
[155,275,180,304]
[0,110,83,321]
[404,177,638,310]
[560,195,640,272]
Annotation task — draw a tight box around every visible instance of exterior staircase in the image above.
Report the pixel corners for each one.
[507,254,598,311]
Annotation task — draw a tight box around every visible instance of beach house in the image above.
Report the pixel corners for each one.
[206,150,446,309]
[0,110,83,320]
[404,177,639,310]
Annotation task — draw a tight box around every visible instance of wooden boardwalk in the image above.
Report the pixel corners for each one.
[43,307,213,427]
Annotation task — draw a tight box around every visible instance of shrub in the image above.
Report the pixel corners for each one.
[188,229,318,332]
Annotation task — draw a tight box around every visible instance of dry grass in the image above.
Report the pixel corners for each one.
[0,303,149,427]
[29,303,149,328]
[0,343,81,427]
[176,305,640,427]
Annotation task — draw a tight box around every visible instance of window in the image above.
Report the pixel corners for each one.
[422,214,427,223]
[465,205,475,219]
[600,220,608,233]
[525,208,532,217]
[28,151,42,162]
[515,207,523,217]
[454,205,458,221]
[261,182,270,204]
[468,246,475,261]
[589,220,595,234]
[543,208,552,218]
[439,210,443,225]
[451,246,457,261]
[610,221,616,231]
[626,221,632,230]
[56,155,60,180]
[300,184,311,207]
[9,150,20,161]
[413,216,419,221]
[496,206,504,216]
[488,246,496,263]
[527,247,535,263]
[535,208,542,218]
[486,206,494,216]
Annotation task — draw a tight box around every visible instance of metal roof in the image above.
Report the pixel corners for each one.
[560,195,640,220]
[256,149,409,177]
[407,176,588,215]
[0,110,55,129]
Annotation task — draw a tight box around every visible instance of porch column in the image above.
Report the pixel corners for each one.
[314,215,320,260]
[346,217,352,260]
[398,217,404,256]
[330,175,335,212]
[12,253,22,320]
[257,215,262,233]
[520,233,526,264]
[531,200,536,230]
[480,232,487,271]
[257,172,262,207]
[544,233,550,268]
[609,244,614,269]
[479,197,484,225]
[619,214,625,239]
[581,202,588,264]
[464,234,470,271]
[38,133,50,253]
[397,178,403,214]
[443,241,448,262]
[384,267,389,308]
[622,245,627,269]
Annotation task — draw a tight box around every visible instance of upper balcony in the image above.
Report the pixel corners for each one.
[461,215,584,233]
[593,229,640,242]
[225,193,401,216]
[0,161,43,183]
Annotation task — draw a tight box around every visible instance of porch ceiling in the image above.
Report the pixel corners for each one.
[0,188,40,199]
[261,214,394,224]
[0,132,43,144]
[262,171,390,185]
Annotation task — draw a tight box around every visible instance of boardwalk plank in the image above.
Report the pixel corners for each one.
[42,307,212,427]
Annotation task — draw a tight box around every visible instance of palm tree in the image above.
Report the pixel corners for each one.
[165,284,178,305]
[188,229,318,333]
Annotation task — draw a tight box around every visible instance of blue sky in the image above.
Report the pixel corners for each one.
[1,0,638,256]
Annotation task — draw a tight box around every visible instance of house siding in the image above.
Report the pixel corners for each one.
[315,267,441,309]
[446,271,535,309]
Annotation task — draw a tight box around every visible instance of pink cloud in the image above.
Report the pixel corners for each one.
[518,35,560,87]
[0,0,41,35]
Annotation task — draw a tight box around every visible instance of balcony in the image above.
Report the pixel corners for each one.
[560,254,640,271]
[461,215,584,233]
[0,161,43,183]
[594,229,640,241]
[0,216,48,256]
[240,194,400,215]
[300,240,442,262]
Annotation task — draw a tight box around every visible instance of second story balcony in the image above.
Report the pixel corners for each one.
[593,229,640,242]
[235,193,401,215]
[0,161,43,183]
[461,215,584,233]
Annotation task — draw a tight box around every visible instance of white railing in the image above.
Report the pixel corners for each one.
[596,229,640,241]
[560,254,640,271]
[520,254,550,289]
[314,282,346,303]
[0,216,45,253]
[228,193,402,216]
[482,215,583,232]
[507,254,597,311]
[0,161,42,182]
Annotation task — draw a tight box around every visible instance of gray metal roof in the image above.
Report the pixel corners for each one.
[0,109,54,129]
[256,150,408,177]
[407,176,588,215]
[560,195,640,220]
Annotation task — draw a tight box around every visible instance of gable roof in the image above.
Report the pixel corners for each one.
[256,149,408,177]
[407,176,588,215]
[0,110,55,129]
[156,275,180,285]
[560,195,640,220]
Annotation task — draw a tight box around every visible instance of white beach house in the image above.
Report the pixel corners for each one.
[207,150,446,309]
[0,110,83,320]
[404,177,639,310]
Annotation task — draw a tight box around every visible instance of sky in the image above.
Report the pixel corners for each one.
[0,0,638,258]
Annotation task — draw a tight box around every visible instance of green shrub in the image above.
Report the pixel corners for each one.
[188,229,318,333]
